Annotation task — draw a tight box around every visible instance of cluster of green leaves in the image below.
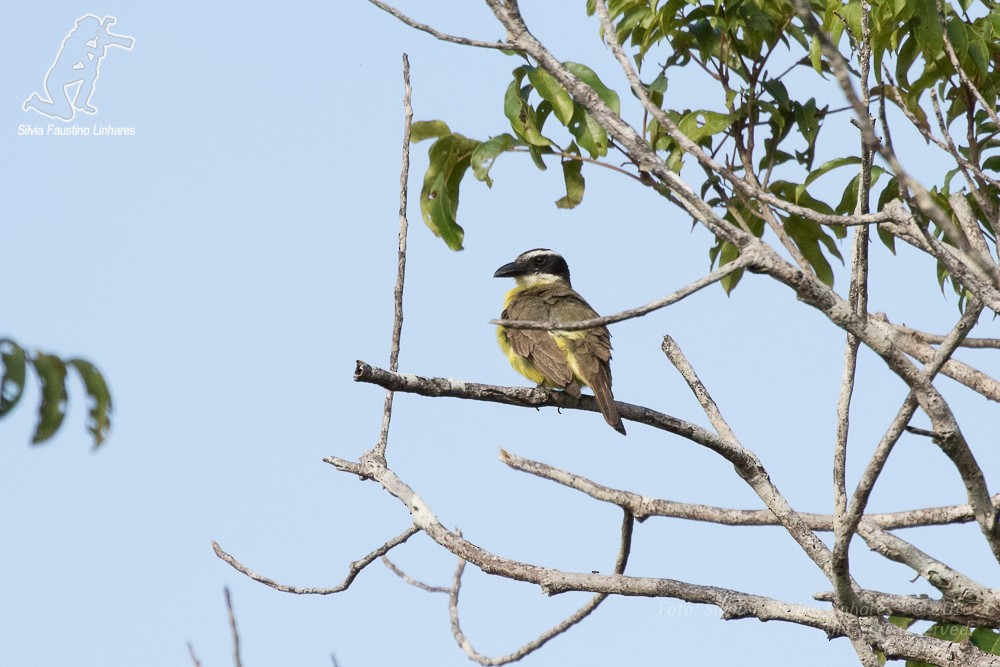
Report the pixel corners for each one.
[821,0,1000,299]
[589,0,800,73]
[593,0,1000,296]
[0,338,112,448]
[879,616,1000,666]
[411,62,619,250]
[593,0,858,290]
[410,0,1000,303]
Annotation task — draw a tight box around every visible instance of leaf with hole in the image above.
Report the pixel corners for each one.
[1,338,27,417]
[68,359,113,448]
[31,353,68,445]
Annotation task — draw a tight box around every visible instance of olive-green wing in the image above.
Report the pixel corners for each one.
[543,289,625,434]
[503,294,574,389]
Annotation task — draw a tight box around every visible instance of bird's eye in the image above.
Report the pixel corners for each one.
[534,256,545,265]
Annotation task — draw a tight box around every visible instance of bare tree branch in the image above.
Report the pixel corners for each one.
[855,521,1000,612]
[224,587,244,667]
[498,449,1000,531]
[366,0,517,51]
[491,253,752,331]
[381,555,450,594]
[375,53,414,459]
[447,512,634,665]
[877,314,1000,350]
[187,642,202,667]
[833,1,873,614]
[355,360,778,468]
[212,525,421,595]
[326,447,1000,657]
[661,335,836,579]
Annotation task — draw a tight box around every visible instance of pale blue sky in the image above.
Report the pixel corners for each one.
[4,2,1000,666]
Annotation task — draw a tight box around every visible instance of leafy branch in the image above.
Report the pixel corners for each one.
[0,337,112,448]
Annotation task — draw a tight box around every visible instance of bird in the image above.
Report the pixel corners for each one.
[494,248,626,435]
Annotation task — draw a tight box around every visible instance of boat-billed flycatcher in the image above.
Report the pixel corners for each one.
[494,248,626,435]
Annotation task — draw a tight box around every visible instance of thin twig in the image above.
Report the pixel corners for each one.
[881,70,997,188]
[928,86,1000,247]
[375,54,414,458]
[187,642,202,667]
[509,146,647,184]
[367,0,517,51]
[382,555,450,593]
[878,315,1000,349]
[212,525,421,594]
[447,512,634,665]
[224,587,244,667]
[492,253,752,331]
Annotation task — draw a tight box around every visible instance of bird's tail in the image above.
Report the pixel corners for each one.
[591,367,626,436]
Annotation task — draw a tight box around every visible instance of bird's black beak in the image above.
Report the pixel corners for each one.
[493,261,523,278]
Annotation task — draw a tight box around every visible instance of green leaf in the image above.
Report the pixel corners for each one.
[804,156,863,187]
[877,177,900,253]
[784,216,843,286]
[718,242,744,295]
[555,152,585,209]
[527,67,574,125]
[647,71,669,107]
[471,133,519,187]
[564,62,621,115]
[966,29,989,78]
[68,359,113,448]
[793,98,824,170]
[809,34,824,74]
[0,338,27,417]
[504,68,551,147]
[31,352,68,445]
[410,120,451,143]
[833,169,887,217]
[912,0,944,58]
[527,144,549,171]
[945,18,968,65]
[568,105,610,158]
[678,110,734,143]
[887,615,916,630]
[925,623,972,643]
[419,133,481,250]
[972,628,1000,655]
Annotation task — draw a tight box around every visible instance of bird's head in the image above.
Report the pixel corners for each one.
[493,248,572,288]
